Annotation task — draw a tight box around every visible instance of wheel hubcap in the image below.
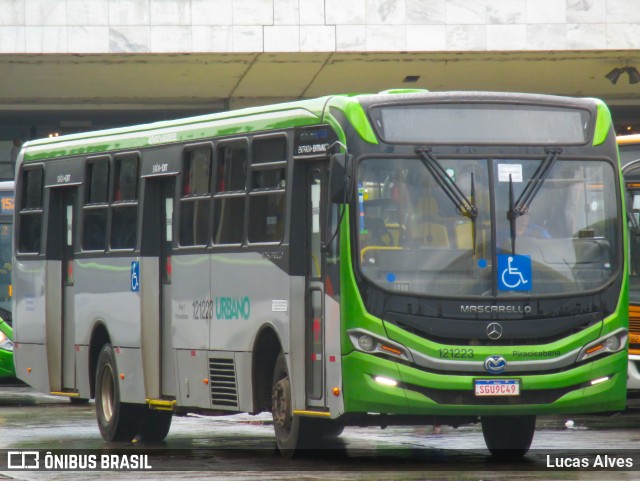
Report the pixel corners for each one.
[272,377,292,431]
[100,364,115,423]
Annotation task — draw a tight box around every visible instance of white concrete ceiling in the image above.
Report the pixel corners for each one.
[1,50,639,130]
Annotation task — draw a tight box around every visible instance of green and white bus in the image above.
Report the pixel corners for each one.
[0,180,15,378]
[13,91,627,456]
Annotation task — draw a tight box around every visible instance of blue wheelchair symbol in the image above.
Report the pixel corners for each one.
[498,254,531,291]
[131,261,140,292]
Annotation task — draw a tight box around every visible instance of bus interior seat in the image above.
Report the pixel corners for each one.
[455,222,472,250]
[411,196,449,247]
[365,216,396,246]
[412,222,449,247]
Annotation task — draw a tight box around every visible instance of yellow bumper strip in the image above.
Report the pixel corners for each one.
[146,399,177,411]
[50,391,79,397]
[293,410,331,418]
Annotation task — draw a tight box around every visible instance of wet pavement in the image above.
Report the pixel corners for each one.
[2,382,640,480]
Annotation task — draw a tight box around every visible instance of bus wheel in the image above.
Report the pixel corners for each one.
[481,415,536,458]
[95,344,142,442]
[308,417,345,439]
[69,397,89,404]
[271,352,312,456]
[137,410,173,443]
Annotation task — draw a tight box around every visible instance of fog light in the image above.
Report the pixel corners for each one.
[374,376,398,387]
[590,376,610,386]
[358,334,376,352]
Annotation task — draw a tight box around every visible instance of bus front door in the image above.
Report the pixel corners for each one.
[302,159,343,416]
[306,164,328,407]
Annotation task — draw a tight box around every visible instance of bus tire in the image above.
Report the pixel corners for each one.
[69,397,89,404]
[137,410,173,443]
[481,415,536,458]
[271,351,313,456]
[308,417,345,439]
[95,344,142,442]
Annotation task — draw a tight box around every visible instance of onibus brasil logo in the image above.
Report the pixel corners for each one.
[7,451,152,470]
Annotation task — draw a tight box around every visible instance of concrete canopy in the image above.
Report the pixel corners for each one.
[0,50,639,131]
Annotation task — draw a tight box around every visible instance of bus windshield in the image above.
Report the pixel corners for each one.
[357,156,618,298]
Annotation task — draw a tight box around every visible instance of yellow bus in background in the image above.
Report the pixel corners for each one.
[618,134,640,392]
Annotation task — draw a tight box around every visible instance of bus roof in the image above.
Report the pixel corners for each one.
[20,90,608,162]
[21,95,338,162]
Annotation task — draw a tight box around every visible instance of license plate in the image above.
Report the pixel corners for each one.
[474,379,520,397]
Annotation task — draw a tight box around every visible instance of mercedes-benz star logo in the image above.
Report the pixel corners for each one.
[486,322,503,340]
[484,355,507,374]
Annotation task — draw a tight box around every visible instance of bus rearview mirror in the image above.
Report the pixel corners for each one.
[329,153,352,204]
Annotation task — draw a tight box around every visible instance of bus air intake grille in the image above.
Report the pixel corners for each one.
[209,358,239,408]
[384,311,600,346]
[404,381,586,405]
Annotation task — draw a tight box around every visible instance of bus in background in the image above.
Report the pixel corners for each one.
[617,134,640,393]
[0,181,15,378]
[13,91,626,457]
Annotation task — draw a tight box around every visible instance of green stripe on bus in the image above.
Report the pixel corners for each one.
[592,100,613,146]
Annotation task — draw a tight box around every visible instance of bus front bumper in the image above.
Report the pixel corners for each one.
[0,350,15,378]
[342,350,627,416]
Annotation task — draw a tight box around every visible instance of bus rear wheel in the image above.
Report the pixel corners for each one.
[481,415,536,458]
[271,352,314,456]
[95,344,142,442]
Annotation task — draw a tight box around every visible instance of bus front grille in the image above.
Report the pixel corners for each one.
[209,358,239,408]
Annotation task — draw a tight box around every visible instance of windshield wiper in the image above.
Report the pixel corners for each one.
[507,174,517,254]
[506,148,561,254]
[415,147,478,253]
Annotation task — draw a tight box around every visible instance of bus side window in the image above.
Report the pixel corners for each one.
[213,142,247,245]
[248,136,286,244]
[18,167,44,254]
[82,158,109,252]
[110,157,139,250]
[179,147,212,246]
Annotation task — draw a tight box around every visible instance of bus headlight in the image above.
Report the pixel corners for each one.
[0,331,13,352]
[358,334,376,352]
[604,336,621,351]
[577,329,627,362]
[348,329,413,363]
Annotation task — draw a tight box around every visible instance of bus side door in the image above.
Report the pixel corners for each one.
[45,185,78,393]
[140,175,177,399]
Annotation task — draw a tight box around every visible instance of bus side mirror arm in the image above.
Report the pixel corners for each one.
[322,153,353,253]
[328,153,353,204]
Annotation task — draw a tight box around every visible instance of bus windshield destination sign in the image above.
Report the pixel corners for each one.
[0,195,14,215]
[294,126,338,156]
